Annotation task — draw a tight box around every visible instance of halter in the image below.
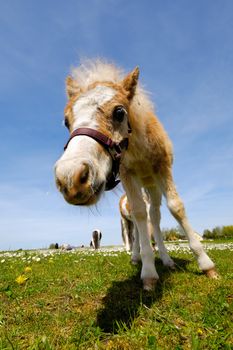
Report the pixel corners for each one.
[64,127,130,191]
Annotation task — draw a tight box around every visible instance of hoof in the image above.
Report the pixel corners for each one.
[168,263,176,271]
[131,259,139,265]
[160,255,175,270]
[204,268,220,279]
[163,259,176,270]
[143,277,158,291]
[131,255,141,265]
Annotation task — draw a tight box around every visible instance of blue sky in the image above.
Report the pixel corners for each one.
[0,0,232,250]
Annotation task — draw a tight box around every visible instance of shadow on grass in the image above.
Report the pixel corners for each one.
[96,256,190,333]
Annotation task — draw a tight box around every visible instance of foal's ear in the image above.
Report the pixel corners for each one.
[66,76,80,99]
[121,67,139,100]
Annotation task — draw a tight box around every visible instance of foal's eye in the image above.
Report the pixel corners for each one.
[113,106,127,123]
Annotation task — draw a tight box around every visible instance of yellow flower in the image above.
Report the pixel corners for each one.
[106,340,114,349]
[24,266,32,273]
[15,274,28,285]
[197,328,203,336]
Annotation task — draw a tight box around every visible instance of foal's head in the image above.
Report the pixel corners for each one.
[54,67,139,205]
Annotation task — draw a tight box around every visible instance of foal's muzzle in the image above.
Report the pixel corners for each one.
[63,127,129,191]
[55,160,104,205]
[55,127,130,206]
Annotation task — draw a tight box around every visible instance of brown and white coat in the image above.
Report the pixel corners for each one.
[55,59,218,290]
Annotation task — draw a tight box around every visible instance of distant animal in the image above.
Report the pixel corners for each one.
[55,59,218,290]
[60,243,73,251]
[90,229,102,249]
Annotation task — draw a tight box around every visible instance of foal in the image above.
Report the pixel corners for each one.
[55,59,218,290]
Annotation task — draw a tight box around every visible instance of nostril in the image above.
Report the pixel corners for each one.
[74,191,83,200]
[55,176,69,196]
[80,164,89,184]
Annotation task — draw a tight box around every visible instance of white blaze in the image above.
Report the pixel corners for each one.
[56,85,116,187]
[72,85,116,130]
[62,85,116,160]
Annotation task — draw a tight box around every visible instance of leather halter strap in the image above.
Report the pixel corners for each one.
[64,127,129,191]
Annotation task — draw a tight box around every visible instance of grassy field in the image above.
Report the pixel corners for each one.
[0,245,232,349]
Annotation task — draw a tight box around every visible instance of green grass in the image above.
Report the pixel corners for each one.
[0,247,232,349]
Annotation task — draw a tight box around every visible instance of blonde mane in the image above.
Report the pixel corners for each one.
[71,58,154,115]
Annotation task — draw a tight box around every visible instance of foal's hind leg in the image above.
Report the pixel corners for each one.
[158,169,218,278]
[146,186,175,269]
[121,217,132,252]
[131,224,141,264]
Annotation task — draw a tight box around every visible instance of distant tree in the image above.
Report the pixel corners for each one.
[203,225,233,239]
[162,226,186,241]
[203,229,213,239]
[212,226,222,238]
[222,225,233,238]
[49,243,59,249]
[175,226,186,240]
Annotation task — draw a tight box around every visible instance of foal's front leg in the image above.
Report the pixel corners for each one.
[122,177,159,290]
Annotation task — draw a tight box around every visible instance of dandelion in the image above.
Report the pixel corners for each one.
[197,328,203,336]
[15,274,28,285]
[32,256,41,262]
[41,335,47,343]
[106,340,114,349]
[24,266,32,273]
